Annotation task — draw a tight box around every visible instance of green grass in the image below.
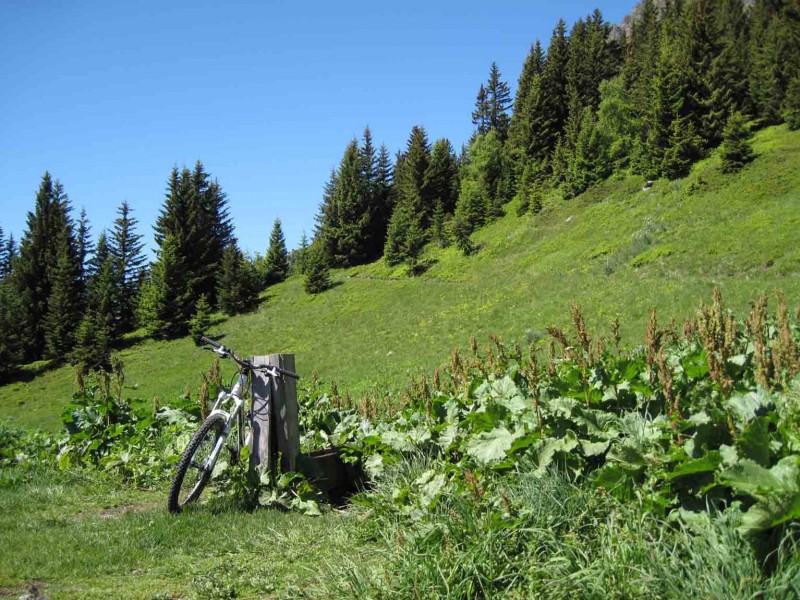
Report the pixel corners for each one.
[3,125,800,432]
[0,468,375,599]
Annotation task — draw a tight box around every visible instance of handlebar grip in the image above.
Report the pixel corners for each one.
[277,367,300,380]
[199,335,222,349]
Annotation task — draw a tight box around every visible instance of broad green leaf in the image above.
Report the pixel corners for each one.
[727,389,772,422]
[581,439,610,457]
[737,417,770,467]
[719,456,799,497]
[534,431,579,475]
[607,441,647,468]
[380,430,413,452]
[667,451,721,480]
[467,427,516,465]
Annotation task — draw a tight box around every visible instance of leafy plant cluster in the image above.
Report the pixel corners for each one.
[54,369,199,486]
[294,291,800,543]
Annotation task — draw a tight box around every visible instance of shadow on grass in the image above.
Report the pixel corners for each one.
[0,359,61,386]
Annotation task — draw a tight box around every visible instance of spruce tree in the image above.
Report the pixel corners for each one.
[0,278,23,380]
[0,226,5,280]
[44,231,82,359]
[137,234,191,339]
[264,218,289,285]
[486,62,512,140]
[76,208,92,292]
[73,238,117,372]
[471,84,490,136]
[217,243,259,316]
[109,201,146,333]
[304,246,332,294]
[372,144,395,252]
[189,295,212,345]
[662,118,704,180]
[564,107,611,199]
[539,19,571,157]
[330,140,371,266]
[384,203,416,266]
[784,76,800,129]
[1,235,16,278]
[154,163,232,311]
[16,174,80,360]
[423,139,460,214]
[720,112,755,173]
[431,201,449,248]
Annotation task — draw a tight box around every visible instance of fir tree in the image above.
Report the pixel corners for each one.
[2,234,16,278]
[154,163,232,311]
[384,203,417,266]
[486,62,513,140]
[217,243,259,316]
[784,76,800,130]
[539,20,571,156]
[44,231,83,359]
[372,144,395,252]
[109,201,146,334]
[423,139,460,214]
[0,278,23,380]
[451,213,474,256]
[431,201,449,248]
[564,107,611,199]
[0,226,5,280]
[662,118,704,180]
[76,208,92,292]
[73,238,118,372]
[189,295,212,345]
[720,112,755,173]
[304,246,332,294]
[15,174,80,360]
[471,84,490,136]
[137,234,191,339]
[291,232,311,275]
[264,218,290,285]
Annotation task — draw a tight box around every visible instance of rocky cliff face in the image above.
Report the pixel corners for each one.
[619,0,756,37]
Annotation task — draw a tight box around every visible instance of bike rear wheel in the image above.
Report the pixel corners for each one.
[168,413,227,513]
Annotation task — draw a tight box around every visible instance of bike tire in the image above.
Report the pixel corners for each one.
[167,413,227,513]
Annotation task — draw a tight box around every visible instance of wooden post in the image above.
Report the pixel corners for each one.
[249,354,299,478]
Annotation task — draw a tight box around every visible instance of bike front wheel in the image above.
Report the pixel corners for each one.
[168,413,227,513]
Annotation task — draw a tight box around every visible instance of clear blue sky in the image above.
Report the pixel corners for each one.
[0,0,633,257]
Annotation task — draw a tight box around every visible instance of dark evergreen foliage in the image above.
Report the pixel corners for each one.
[423,139,460,215]
[44,231,83,359]
[137,234,191,339]
[720,112,755,173]
[264,218,290,285]
[109,201,146,334]
[15,174,82,361]
[784,76,800,130]
[189,295,212,345]
[0,277,23,380]
[304,245,332,294]
[217,243,260,316]
[76,208,92,292]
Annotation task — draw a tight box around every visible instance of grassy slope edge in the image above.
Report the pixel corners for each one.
[2,124,799,431]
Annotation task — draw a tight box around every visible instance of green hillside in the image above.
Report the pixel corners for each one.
[3,124,800,432]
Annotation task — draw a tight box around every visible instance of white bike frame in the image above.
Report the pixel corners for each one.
[204,370,250,472]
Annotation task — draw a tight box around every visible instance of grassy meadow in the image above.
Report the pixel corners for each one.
[2,125,798,432]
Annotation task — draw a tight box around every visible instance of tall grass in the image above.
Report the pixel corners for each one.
[323,460,800,598]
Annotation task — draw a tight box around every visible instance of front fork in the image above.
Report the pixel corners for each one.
[204,391,248,472]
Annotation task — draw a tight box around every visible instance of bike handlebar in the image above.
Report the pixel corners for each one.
[198,334,300,380]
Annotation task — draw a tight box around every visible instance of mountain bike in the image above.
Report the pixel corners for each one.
[167,335,300,513]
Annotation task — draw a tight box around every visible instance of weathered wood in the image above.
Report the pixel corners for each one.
[249,354,299,478]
